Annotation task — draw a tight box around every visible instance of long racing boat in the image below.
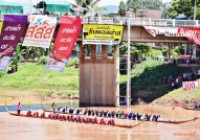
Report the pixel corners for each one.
[41,102,200,124]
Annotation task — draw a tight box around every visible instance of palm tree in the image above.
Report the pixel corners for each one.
[73,0,102,16]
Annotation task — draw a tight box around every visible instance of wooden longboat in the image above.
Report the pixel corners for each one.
[41,102,200,124]
[5,103,141,129]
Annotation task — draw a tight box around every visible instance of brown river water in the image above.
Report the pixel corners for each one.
[0,105,200,140]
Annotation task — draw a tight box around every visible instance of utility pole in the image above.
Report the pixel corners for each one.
[30,0,32,15]
[126,11,131,109]
[43,0,45,14]
[194,0,197,20]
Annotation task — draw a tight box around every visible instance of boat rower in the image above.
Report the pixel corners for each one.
[17,102,22,115]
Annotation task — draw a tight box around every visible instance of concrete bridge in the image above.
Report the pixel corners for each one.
[79,17,199,107]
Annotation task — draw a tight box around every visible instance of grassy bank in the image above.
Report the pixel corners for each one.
[0,63,79,97]
[120,60,191,103]
[0,61,199,105]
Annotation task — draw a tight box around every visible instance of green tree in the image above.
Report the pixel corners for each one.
[74,0,102,16]
[166,0,200,19]
[10,44,21,71]
[119,1,127,16]
[127,0,162,10]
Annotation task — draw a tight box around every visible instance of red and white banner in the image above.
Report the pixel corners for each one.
[45,16,82,72]
[145,26,179,37]
[178,27,200,46]
[182,81,199,91]
[22,15,56,48]
[145,26,200,45]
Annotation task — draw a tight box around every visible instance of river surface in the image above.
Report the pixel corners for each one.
[0,104,200,140]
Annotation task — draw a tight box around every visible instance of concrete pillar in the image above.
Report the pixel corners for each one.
[79,45,119,106]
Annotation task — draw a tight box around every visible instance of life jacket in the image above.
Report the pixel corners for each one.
[40,112,45,118]
[100,119,106,125]
[33,112,39,117]
[26,111,32,116]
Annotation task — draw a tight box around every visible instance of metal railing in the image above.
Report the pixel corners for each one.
[83,17,200,27]
[0,15,199,27]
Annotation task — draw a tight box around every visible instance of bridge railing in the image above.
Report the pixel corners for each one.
[83,17,200,27]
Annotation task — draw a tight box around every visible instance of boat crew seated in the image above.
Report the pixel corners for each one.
[100,119,106,125]
[152,114,160,121]
[145,114,151,121]
[128,113,133,119]
[104,111,109,117]
[91,110,95,116]
[76,109,81,115]
[69,108,74,114]
[88,109,92,116]
[107,112,112,118]
[33,112,39,117]
[84,109,88,115]
[40,112,45,118]
[107,119,115,125]
[111,111,116,118]
[155,115,160,121]
[124,113,128,119]
[26,111,32,116]
[48,113,54,119]
[132,113,136,120]
[136,113,142,120]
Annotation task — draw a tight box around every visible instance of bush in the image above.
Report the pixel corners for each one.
[38,56,48,65]
[0,71,4,78]
[67,58,79,67]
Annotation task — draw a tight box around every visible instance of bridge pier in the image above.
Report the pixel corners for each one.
[79,45,119,107]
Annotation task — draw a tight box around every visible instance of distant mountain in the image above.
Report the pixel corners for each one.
[98,5,119,15]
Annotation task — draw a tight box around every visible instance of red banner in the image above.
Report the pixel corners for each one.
[46,16,82,72]
[182,81,199,91]
[178,27,200,45]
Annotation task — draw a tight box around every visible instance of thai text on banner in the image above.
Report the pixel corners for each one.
[0,15,28,71]
[45,16,82,72]
[83,24,124,45]
[22,15,56,48]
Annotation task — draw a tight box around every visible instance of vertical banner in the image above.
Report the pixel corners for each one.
[0,15,27,71]
[46,16,82,72]
[22,15,56,48]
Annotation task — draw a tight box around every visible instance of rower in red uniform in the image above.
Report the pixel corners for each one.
[100,119,106,125]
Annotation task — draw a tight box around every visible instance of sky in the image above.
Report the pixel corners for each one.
[98,0,171,6]
[1,0,172,14]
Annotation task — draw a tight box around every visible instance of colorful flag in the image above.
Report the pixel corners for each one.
[0,15,27,71]
[46,16,82,72]
[22,15,56,48]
